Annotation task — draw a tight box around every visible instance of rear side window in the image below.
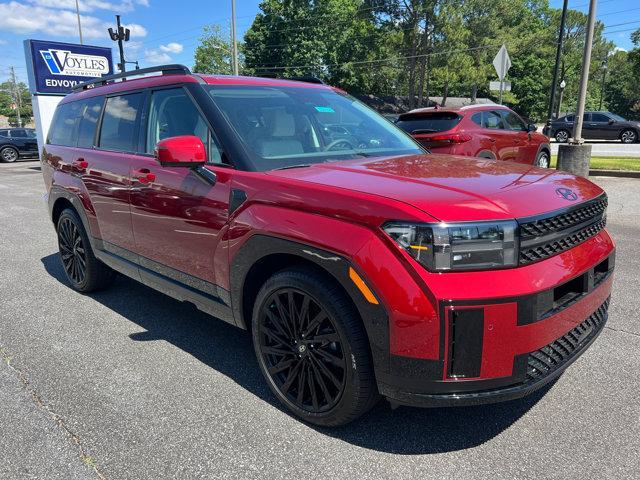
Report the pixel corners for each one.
[396,112,462,134]
[77,97,104,148]
[11,129,27,138]
[48,101,84,146]
[0,129,8,137]
[472,111,504,130]
[99,93,144,152]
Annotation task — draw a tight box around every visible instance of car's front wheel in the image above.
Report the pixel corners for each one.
[0,146,19,163]
[252,267,379,426]
[56,208,116,292]
[535,150,550,168]
[555,130,569,143]
[621,129,637,144]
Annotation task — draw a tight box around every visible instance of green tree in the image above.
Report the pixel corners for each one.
[0,80,32,126]
[193,24,238,75]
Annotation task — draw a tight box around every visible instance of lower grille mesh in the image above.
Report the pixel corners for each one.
[526,298,609,382]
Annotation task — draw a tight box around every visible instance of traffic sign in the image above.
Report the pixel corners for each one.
[493,44,512,81]
[490,81,511,91]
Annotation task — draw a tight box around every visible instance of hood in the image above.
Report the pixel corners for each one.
[267,154,604,222]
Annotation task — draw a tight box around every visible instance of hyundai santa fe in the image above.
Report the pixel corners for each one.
[42,65,614,426]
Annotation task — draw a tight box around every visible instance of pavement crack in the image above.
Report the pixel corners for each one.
[604,325,640,339]
[0,346,106,480]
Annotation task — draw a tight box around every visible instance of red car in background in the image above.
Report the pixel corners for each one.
[396,105,551,168]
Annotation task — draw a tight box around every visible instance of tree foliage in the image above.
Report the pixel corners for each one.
[193,0,638,121]
[0,81,32,126]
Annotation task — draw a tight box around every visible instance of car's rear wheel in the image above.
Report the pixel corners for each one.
[252,268,378,426]
[56,208,115,292]
[0,146,19,163]
[535,150,550,168]
[621,129,637,144]
[555,130,569,143]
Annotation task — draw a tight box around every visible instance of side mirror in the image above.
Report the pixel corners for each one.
[527,123,537,132]
[608,119,615,124]
[155,135,207,167]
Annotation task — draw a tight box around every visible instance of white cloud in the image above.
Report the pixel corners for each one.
[27,0,149,13]
[613,46,627,53]
[159,42,183,54]
[0,2,147,40]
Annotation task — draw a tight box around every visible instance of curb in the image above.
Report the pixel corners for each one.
[589,169,640,178]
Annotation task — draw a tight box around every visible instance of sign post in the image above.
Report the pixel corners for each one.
[23,39,113,154]
[492,44,512,105]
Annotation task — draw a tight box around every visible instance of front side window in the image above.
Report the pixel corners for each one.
[99,93,143,152]
[207,85,422,170]
[591,113,610,123]
[146,88,222,163]
[48,101,84,147]
[77,97,104,148]
[499,110,526,131]
[11,129,27,138]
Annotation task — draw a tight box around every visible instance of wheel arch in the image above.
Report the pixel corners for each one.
[49,187,99,248]
[476,150,496,160]
[230,234,390,375]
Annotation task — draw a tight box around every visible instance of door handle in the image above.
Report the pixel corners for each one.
[489,138,496,143]
[133,168,156,184]
[73,158,88,172]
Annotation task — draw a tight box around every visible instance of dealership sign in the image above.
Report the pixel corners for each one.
[24,39,114,95]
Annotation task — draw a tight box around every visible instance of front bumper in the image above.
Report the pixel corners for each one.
[376,250,614,407]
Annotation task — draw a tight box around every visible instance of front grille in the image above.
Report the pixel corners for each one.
[526,298,609,382]
[518,195,607,265]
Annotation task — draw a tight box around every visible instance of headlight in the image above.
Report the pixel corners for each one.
[383,221,518,271]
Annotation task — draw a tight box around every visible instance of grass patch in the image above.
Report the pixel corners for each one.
[551,155,640,171]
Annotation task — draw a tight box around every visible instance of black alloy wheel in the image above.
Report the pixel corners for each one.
[58,216,87,285]
[257,288,347,413]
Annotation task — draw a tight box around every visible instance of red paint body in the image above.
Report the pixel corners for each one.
[42,73,614,404]
[397,105,550,164]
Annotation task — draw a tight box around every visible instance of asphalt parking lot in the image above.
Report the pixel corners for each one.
[1,160,639,479]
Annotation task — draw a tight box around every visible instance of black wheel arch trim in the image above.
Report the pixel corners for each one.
[48,187,96,247]
[230,234,391,376]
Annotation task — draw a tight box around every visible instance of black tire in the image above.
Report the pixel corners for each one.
[620,129,637,144]
[56,208,115,292]
[252,267,379,426]
[555,129,569,143]
[0,146,19,163]
[535,149,550,168]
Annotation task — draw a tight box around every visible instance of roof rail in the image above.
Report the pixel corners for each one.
[72,64,192,92]
[287,76,325,85]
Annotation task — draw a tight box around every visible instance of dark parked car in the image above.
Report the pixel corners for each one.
[396,105,551,167]
[42,65,614,426]
[544,111,640,143]
[0,128,38,162]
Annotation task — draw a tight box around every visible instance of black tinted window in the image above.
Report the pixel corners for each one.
[12,129,27,138]
[0,129,8,137]
[396,112,462,134]
[48,101,83,146]
[564,115,574,122]
[499,110,526,131]
[77,97,104,148]
[591,113,610,122]
[483,111,504,129]
[99,93,143,152]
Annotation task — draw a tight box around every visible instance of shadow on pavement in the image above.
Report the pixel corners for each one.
[42,252,549,455]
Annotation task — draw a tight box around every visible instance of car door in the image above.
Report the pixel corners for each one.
[480,110,514,160]
[499,110,534,164]
[10,129,38,153]
[586,112,617,140]
[128,86,231,290]
[83,92,145,254]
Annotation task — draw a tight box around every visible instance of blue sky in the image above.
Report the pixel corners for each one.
[1,0,637,83]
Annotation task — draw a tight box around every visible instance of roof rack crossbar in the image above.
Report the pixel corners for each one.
[71,64,192,92]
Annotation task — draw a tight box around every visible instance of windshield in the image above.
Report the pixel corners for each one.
[206,85,423,171]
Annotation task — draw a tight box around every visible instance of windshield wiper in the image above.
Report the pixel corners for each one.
[273,164,312,171]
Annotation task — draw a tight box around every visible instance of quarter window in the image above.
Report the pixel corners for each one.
[99,93,143,152]
[145,88,222,163]
[48,101,84,147]
[77,97,104,148]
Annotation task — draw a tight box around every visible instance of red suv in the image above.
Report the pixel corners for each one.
[42,65,614,426]
[396,105,551,167]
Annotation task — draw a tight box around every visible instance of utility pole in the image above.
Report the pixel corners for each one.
[231,0,239,75]
[599,54,608,111]
[9,67,22,128]
[75,0,83,44]
[557,0,597,178]
[108,15,130,73]
[547,0,569,126]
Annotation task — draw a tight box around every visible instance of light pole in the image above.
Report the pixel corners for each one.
[547,0,569,124]
[230,0,239,75]
[556,79,566,118]
[108,15,130,73]
[75,0,83,44]
[599,55,608,111]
